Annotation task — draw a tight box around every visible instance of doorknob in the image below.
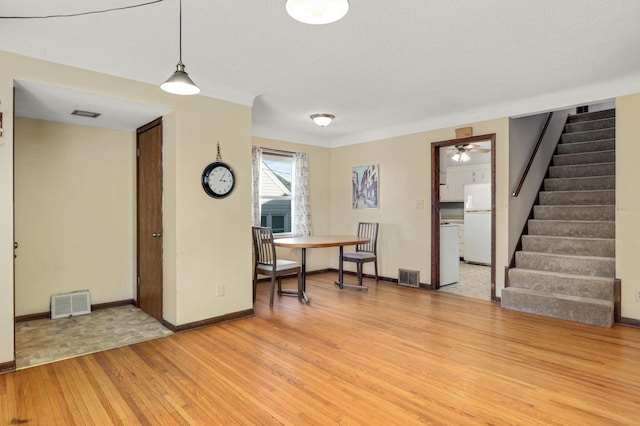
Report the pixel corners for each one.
[152,232,162,238]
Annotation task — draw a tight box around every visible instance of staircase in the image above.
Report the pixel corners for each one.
[502,109,616,327]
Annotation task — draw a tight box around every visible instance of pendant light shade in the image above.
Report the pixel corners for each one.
[311,113,335,127]
[286,0,349,25]
[161,0,200,95]
[161,62,200,95]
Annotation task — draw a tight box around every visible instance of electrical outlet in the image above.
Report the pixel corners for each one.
[636,289,640,302]
[216,283,225,297]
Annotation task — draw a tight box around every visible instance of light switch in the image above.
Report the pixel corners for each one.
[416,199,424,209]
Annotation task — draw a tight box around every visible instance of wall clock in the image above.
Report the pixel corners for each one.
[202,143,235,198]
[202,161,235,198]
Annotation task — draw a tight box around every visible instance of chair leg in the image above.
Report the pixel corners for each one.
[253,270,258,303]
[357,263,363,286]
[269,276,276,307]
[374,260,379,282]
[277,277,283,295]
[297,269,303,301]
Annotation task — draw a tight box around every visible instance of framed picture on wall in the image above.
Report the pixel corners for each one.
[352,164,379,209]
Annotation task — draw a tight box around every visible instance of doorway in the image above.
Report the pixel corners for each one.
[11,81,171,368]
[431,134,497,300]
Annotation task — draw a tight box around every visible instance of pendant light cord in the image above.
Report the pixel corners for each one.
[0,0,165,19]
[178,0,183,64]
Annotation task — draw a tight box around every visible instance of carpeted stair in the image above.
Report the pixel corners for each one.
[502,109,616,327]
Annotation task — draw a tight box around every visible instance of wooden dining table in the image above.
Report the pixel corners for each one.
[274,235,370,302]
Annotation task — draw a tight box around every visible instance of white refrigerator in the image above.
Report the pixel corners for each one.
[463,183,491,265]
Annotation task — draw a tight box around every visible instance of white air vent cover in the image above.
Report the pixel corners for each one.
[398,269,420,288]
[51,290,91,319]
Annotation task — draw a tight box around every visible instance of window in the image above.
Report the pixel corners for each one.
[260,151,294,234]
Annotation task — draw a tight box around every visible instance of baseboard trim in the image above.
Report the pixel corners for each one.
[92,299,135,311]
[15,311,50,323]
[15,299,136,323]
[618,317,640,328]
[162,308,254,333]
[0,360,16,375]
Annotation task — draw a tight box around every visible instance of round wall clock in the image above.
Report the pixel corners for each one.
[202,161,235,198]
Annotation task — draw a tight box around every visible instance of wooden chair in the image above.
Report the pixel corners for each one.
[342,222,379,286]
[251,226,302,306]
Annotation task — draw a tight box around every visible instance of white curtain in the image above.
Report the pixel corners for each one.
[293,152,312,236]
[251,146,262,227]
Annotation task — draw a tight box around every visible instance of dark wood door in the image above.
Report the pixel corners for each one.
[137,118,163,321]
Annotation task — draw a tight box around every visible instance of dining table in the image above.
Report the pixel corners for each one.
[273,235,371,302]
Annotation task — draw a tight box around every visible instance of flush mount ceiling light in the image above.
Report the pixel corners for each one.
[161,0,200,95]
[286,0,349,25]
[310,113,335,127]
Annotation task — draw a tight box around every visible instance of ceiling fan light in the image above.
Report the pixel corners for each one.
[161,62,200,95]
[311,113,335,127]
[451,153,460,162]
[286,0,349,25]
[460,152,471,162]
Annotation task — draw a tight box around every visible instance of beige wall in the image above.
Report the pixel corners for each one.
[252,137,333,271]
[0,50,252,364]
[329,119,510,294]
[2,49,639,367]
[615,94,640,320]
[14,118,135,315]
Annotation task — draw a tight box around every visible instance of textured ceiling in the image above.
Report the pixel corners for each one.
[2,0,640,147]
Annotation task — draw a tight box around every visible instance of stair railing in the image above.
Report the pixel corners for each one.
[512,112,553,197]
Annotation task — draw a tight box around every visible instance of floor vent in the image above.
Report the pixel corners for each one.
[398,269,420,288]
[51,290,91,319]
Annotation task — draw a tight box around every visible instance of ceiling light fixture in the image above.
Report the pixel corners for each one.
[285,0,349,25]
[161,0,200,95]
[310,113,335,127]
[71,109,101,118]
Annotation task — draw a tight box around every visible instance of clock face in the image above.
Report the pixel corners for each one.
[202,162,235,198]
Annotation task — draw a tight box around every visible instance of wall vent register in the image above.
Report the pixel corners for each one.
[398,269,420,288]
[51,290,91,319]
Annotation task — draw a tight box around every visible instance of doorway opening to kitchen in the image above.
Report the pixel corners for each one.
[430,133,496,301]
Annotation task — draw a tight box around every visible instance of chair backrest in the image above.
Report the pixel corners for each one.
[252,226,277,266]
[356,222,378,254]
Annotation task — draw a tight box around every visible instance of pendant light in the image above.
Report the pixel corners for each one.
[161,0,200,95]
[286,0,349,25]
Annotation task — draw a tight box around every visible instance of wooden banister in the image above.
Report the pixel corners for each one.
[512,112,553,197]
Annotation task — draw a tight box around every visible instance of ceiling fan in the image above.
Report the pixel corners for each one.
[448,143,491,162]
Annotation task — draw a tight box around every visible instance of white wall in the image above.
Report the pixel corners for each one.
[508,110,569,259]
[14,118,135,315]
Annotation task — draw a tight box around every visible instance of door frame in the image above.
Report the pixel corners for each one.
[430,134,497,300]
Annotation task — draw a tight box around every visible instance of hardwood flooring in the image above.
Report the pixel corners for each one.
[2,272,640,424]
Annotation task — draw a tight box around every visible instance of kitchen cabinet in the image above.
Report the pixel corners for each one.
[440,164,491,201]
[472,164,491,183]
[440,168,472,201]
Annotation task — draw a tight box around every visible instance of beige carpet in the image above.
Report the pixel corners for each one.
[15,305,173,369]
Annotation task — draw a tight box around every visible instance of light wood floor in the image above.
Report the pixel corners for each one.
[3,273,640,425]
